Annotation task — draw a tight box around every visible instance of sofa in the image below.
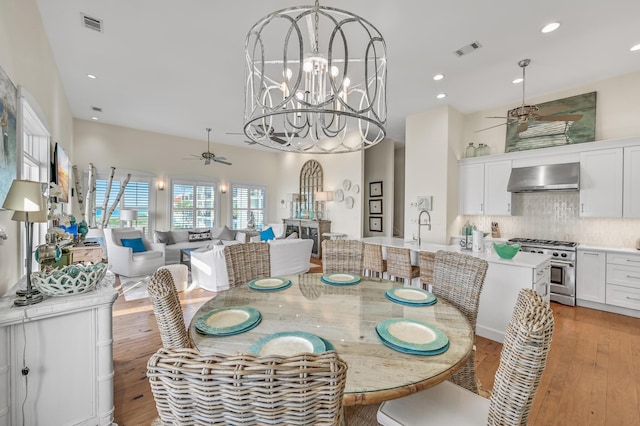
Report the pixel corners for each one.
[153,226,247,264]
[103,228,165,277]
[191,238,314,292]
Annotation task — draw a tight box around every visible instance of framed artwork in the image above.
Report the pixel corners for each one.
[54,143,70,202]
[369,216,382,232]
[0,65,18,206]
[505,91,597,153]
[369,199,383,215]
[369,181,383,197]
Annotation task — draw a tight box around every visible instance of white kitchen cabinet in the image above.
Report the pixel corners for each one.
[576,249,606,303]
[458,160,512,216]
[623,145,640,218]
[483,160,512,216]
[476,258,550,343]
[0,275,118,426]
[579,148,623,217]
[458,163,484,215]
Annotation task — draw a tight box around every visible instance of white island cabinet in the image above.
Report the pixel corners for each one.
[0,274,118,426]
[361,237,550,343]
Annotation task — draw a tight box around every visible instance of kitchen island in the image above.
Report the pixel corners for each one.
[362,237,551,342]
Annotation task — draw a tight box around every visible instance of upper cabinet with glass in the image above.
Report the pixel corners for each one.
[299,160,323,218]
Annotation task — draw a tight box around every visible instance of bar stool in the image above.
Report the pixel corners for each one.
[419,251,435,291]
[363,243,387,278]
[386,246,420,285]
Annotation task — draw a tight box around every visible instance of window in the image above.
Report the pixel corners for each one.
[231,184,266,229]
[171,180,218,229]
[94,176,152,231]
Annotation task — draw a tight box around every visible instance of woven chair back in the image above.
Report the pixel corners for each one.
[322,239,364,275]
[385,246,419,282]
[147,268,190,349]
[419,251,435,288]
[147,348,348,425]
[363,243,386,276]
[488,289,554,425]
[224,242,271,288]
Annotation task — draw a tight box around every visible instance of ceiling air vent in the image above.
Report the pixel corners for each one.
[91,106,102,112]
[82,14,103,32]
[454,41,482,57]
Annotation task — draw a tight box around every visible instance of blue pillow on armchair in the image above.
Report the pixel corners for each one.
[259,227,276,241]
[121,237,147,253]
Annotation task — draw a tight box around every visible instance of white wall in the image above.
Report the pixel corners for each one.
[364,139,394,237]
[393,145,405,237]
[276,152,364,239]
[0,0,74,296]
[73,119,283,229]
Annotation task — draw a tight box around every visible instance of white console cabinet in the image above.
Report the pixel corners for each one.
[0,274,118,426]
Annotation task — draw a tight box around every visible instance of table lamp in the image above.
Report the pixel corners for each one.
[2,179,47,306]
[120,209,138,228]
[315,191,334,220]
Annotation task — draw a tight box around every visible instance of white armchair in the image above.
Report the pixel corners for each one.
[104,228,165,277]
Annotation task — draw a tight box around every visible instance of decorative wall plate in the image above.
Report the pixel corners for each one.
[345,196,354,209]
[342,179,352,191]
[352,184,360,194]
[334,189,344,202]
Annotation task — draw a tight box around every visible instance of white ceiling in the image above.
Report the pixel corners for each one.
[35,0,640,148]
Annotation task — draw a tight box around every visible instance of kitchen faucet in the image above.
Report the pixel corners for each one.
[418,209,431,245]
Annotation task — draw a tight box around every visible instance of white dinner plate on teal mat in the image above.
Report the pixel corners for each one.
[385,288,437,306]
[248,277,292,291]
[195,306,261,336]
[375,328,450,356]
[248,331,326,356]
[321,273,361,286]
[376,318,448,352]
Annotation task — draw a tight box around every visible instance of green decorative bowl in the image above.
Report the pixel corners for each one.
[493,243,521,259]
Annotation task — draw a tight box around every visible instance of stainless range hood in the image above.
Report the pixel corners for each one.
[507,162,580,192]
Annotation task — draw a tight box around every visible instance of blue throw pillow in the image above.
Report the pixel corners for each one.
[121,237,147,253]
[259,227,276,241]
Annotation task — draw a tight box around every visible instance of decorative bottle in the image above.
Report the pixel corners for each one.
[465,143,476,158]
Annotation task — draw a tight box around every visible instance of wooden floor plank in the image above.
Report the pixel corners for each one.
[111,272,640,425]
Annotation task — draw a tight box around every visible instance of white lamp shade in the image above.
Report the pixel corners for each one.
[120,209,138,221]
[12,205,48,223]
[2,180,45,212]
[315,191,334,202]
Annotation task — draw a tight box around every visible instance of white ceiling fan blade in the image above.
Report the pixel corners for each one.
[214,159,232,166]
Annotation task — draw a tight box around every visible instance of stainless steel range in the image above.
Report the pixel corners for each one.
[508,238,577,306]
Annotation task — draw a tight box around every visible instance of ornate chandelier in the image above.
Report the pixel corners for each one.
[243,0,387,154]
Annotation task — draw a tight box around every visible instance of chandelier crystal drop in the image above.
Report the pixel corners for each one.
[243,0,387,154]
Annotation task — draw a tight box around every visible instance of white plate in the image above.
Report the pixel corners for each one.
[248,331,326,356]
[334,189,344,202]
[342,179,352,191]
[345,196,354,209]
[205,309,250,328]
[388,321,436,344]
[352,184,360,194]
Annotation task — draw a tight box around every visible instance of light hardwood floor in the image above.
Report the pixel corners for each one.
[113,266,640,425]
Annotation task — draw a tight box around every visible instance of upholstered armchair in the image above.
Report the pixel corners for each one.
[103,227,165,277]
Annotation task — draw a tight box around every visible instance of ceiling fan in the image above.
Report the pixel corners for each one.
[186,128,232,165]
[228,124,299,145]
[477,59,583,133]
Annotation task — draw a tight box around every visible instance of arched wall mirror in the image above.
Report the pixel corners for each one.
[299,160,323,218]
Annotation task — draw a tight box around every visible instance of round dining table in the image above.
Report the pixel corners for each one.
[189,273,473,406]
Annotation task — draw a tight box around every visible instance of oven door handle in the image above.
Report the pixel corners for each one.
[551,261,575,267]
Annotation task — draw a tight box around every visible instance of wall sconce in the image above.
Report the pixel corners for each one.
[220,183,227,194]
[157,178,166,191]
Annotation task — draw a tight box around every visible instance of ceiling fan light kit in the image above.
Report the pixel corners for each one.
[243,0,387,154]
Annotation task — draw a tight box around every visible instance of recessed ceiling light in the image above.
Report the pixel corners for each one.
[91,116,98,120]
[541,22,560,33]
[512,77,524,84]
[631,43,640,52]
[433,74,445,81]
[87,74,96,79]
[436,93,446,99]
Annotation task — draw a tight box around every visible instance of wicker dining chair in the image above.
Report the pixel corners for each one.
[418,251,435,290]
[385,246,419,285]
[147,348,348,426]
[432,250,488,393]
[363,243,387,278]
[377,288,555,426]
[147,268,191,349]
[322,239,364,275]
[224,241,271,288]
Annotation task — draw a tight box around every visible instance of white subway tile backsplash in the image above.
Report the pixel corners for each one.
[463,192,640,248]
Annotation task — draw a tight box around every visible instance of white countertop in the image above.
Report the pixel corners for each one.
[578,243,640,255]
[361,237,550,269]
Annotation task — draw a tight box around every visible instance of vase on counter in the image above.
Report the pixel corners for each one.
[465,143,476,158]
